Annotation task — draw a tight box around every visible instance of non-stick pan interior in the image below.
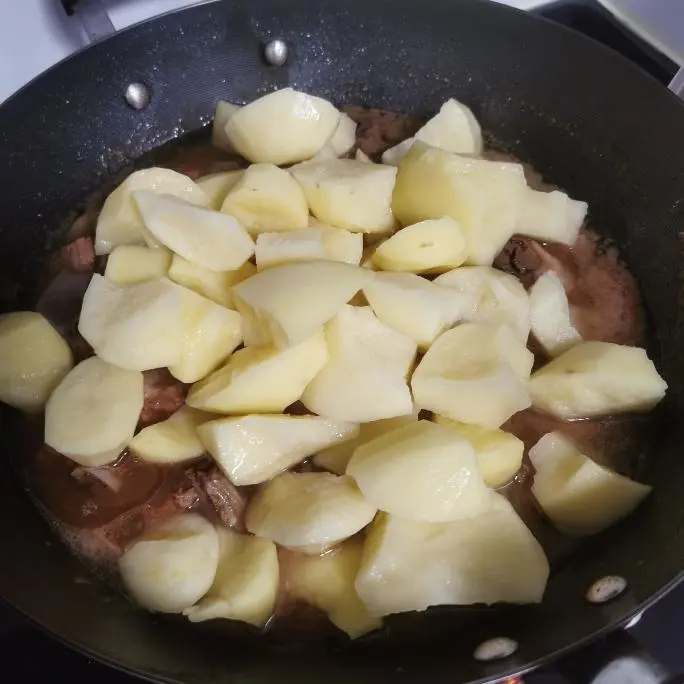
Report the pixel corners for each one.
[1,1,684,682]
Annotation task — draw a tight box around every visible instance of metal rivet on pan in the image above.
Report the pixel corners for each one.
[473,637,519,662]
[586,575,628,604]
[264,39,289,67]
[124,82,151,110]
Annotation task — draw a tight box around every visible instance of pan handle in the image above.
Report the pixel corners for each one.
[553,628,684,684]
[59,0,115,44]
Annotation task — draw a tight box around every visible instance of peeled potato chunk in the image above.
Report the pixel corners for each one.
[314,412,419,475]
[393,142,527,265]
[95,168,209,255]
[516,189,587,246]
[45,357,143,466]
[184,527,279,627]
[529,341,667,419]
[302,305,417,423]
[211,101,240,151]
[411,323,532,429]
[363,272,475,349]
[232,261,373,348]
[355,149,372,163]
[197,170,243,210]
[130,407,209,464]
[187,332,327,414]
[382,98,483,166]
[246,472,376,553]
[168,256,255,309]
[288,540,382,638]
[372,217,468,273]
[225,88,340,165]
[290,159,397,234]
[104,245,172,285]
[169,286,242,384]
[221,163,309,234]
[313,112,358,159]
[435,266,530,343]
[134,191,254,272]
[119,514,219,613]
[0,312,73,412]
[347,420,490,522]
[529,431,652,536]
[529,272,582,357]
[198,414,359,486]
[78,274,184,371]
[434,416,524,488]
[355,492,549,617]
[320,226,364,265]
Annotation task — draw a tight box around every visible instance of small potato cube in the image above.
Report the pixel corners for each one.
[372,217,468,273]
[516,189,587,246]
[221,163,309,235]
[291,158,398,234]
[184,527,279,627]
[0,312,73,412]
[197,170,243,210]
[104,245,172,285]
[211,101,240,151]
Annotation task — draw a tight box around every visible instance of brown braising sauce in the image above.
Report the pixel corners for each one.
[19,106,654,638]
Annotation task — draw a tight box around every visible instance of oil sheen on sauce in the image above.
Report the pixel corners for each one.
[18,106,654,642]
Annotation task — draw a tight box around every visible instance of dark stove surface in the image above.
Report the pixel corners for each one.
[1,1,682,683]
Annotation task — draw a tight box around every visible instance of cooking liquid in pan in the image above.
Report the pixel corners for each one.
[16,107,655,643]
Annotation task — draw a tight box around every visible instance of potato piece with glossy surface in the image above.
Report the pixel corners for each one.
[321,227,363,265]
[104,245,172,285]
[529,431,651,536]
[221,163,309,234]
[314,412,419,475]
[246,472,376,553]
[255,229,326,269]
[363,272,475,348]
[435,265,530,343]
[198,414,359,486]
[355,492,549,616]
[211,101,240,151]
[372,217,468,273]
[382,98,482,165]
[95,168,209,255]
[516,189,587,246]
[167,256,254,309]
[184,527,278,627]
[393,142,526,265]
[291,158,397,234]
[0,312,73,412]
[434,416,524,487]
[134,191,254,272]
[529,272,582,357]
[288,540,382,638]
[197,170,243,210]
[347,420,489,522]
[119,514,219,613]
[187,332,327,414]
[529,341,667,419]
[411,323,532,429]
[232,261,373,348]
[302,305,416,423]
[225,88,339,165]
[129,407,209,464]
[78,275,184,371]
[169,287,242,383]
[45,357,143,466]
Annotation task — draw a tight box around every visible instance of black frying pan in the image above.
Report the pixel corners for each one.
[1,1,684,682]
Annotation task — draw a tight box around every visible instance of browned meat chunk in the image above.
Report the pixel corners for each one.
[61,237,95,272]
[140,369,188,426]
[344,106,422,159]
[191,466,249,532]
